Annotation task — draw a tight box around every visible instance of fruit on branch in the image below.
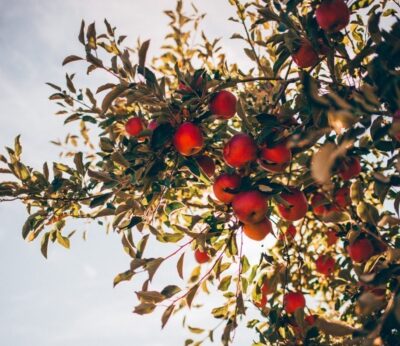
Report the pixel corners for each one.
[148,119,159,131]
[194,249,210,264]
[261,279,274,295]
[232,190,268,224]
[258,142,292,172]
[255,294,267,308]
[209,90,237,119]
[320,204,341,221]
[277,187,308,221]
[311,192,329,216]
[173,122,204,156]
[338,156,361,181]
[242,218,272,241]
[195,155,215,177]
[316,254,335,276]
[326,228,339,246]
[284,292,306,314]
[213,173,241,204]
[347,238,374,263]
[223,133,257,168]
[279,223,296,240]
[334,186,351,208]
[125,117,144,136]
[292,39,319,68]
[316,0,350,33]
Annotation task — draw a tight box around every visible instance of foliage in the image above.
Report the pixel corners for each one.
[1,0,400,344]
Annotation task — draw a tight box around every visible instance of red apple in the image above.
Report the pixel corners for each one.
[232,191,268,224]
[338,157,361,181]
[125,117,144,136]
[316,0,350,33]
[326,228,338,246]
[213,173,241,204]
[223,133,257,168]
[243,218,272,241]
[255,294,267,308]
[194,249,210,264]
[196,155,215,177]
[148,119,158,131]
[209,90,237,119]
[335,186,351,208]
[258,142,292,172]
[261,279,273,296]
[316,254,335,276]
[277,187,308,221]
[347,238,374,263]
[292,39,319,68]
[311,192,328,216]
[284,292,306,314]
[173,122,204,156]
[279,223,297,240]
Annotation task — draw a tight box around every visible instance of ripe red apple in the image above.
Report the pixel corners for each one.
[311,192,328,216]
[148,119,158,131]
[326,228,338,246]
[284,292,306,314]
[194,249,210,264]
[316,254,335,276]
[279,223,296,240]
[213,173,241,204]
[347,238,374,263]
[255,294,267,308]
[316,0,350,33]
[261,279,273,296]
[173,122,204,156]
[223,133,257,168]
[292,39,319,68]
[258,142,292,173]
[209,90,237,119]
[232,191,268,224]
[125,117,144,136]
[277,187,308,221]
[338,157,361,181]
[243,218,272,241]
[335,186,351,208]
[196,155,215,177]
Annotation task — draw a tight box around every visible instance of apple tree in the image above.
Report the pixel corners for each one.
[1,0,400,345]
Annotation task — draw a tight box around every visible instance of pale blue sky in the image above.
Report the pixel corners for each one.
[0,1,267,345]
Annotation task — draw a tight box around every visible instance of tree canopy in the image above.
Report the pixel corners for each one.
[1,0,400,345]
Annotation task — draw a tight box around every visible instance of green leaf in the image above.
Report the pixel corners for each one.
[89,193,112,208]
[218,275,232,291]
[161,285,181,298]
[113,270,134,287]
[165,202,185,215]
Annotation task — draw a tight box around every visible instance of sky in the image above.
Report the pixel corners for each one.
[0,1,266,345]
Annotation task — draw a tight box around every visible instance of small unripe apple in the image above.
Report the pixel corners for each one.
[316,0,350,33]
[335,186,351,208]
[277,187,308,221]
[316,254,335,276]
[209,90,237,119]
[292,39,319,68]
[173,122,204,156]
[279,223,296,240]
[258,142,292,172]
[284,292,306,314]
[243,218,272,241]
[232,191,268,224]
[196,155,215,177]
[125,117,144,136]
[213,173,241,204]
[347,238,374,263]
[223,133,257,168]
[194,249,210,264]
[338,157,361,181]
[148,119,159,131]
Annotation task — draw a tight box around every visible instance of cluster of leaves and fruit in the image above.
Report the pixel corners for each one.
[1,0,400,345]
